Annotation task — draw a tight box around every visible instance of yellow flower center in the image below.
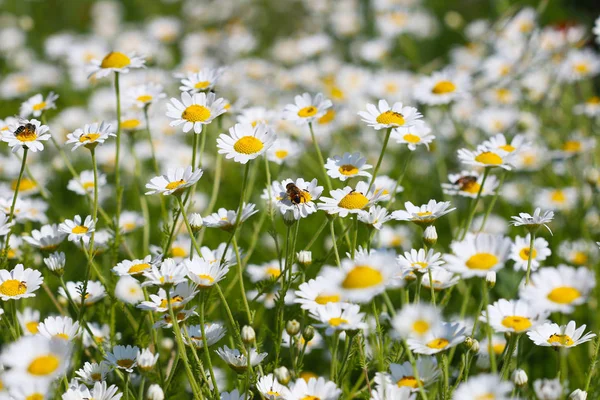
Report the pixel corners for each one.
[0,279,27,296]
[426,338,449,350]
[27,354,60,376]
[465,253,498,270]
[82,181,95,191]
[587,96,600,104]
[137,95,153,103]
[397,376,421,388]
[501,316,532,332]
[475,394,495,400]
[182,105,211,122]
[171,246,187,258]
[547,286,581,304]
[33,101,47,111]
[158,295,184,309]
[562,141,581,152]
[432,80,456,94]
[548,334,574,346]
[412,319,430,334]
[499,144,515,152]
[121,119,141,130]
[315,294,340,305]
[475,151,503,165]
[275,150,289,159]
[194,81,211,90]
[12,178,37,191]
[197,274,215,285]
[412,262,428,270]
[72,225,89,234]
[462,181,481,194]
[300,371,318,382]
[328,317,348,327]
[338,164,359,176]
[574,63,589,74]
[519,247,537,261]
[233,136,264,155]
[550,190,565,203]
[417,211,432,217]
[338,191,369,210]
[375,110,405,126]
[117,359,135,369]
[166,179,186,190]
[54,333,70,340]
[341,265,383,289]
[318,109,336,125]
[572,251,588,265]
[301,396,321,400]
[403,134,420,143]
[79,133,101,143]
[267,391,281,397]
[128,263,150,274]
[493,343,505,354]
[26,394,44,400]
[266,267,281,278]
[100,52,131,69]
[495,88,511,102]
[298,106,318,118]
[26,321,39,334]
[91,372,102,381]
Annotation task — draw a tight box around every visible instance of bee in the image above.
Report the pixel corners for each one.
[14,122,36,138]
[453,175,478,190]
[286,182,309,205]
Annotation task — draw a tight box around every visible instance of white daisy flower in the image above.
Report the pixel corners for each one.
[510,208,554,234]
[20,92,59,118]
[137,282,197,313]
[391,303,442,340]
[406,322,465,355]
[65,381,123,400]
[421,267,460,291]
[125,83,166,109]
[374,357,439,391]
[457,145,516,170]
[142,258,188,288]
[203,203,258,231]
[510,234,551,271]
[482,133,529,155]
[2,119,51,153]
[215,345,268,373]
[533,378,562,400]
[397,248,444,274]
[105,344,139,372]
[0,263,43,301]
[75,361,111,385]
[310,302,367,335]
[58,280,106,306]
[217,123,276,164]
[37,316,80,341]
[145,166,203,196]
[267,137,302,165]
[184,256,230,288]
[558,49,600,82]
[370,385,414,400]
[318,181,383,217]
[179,67,225,92]
[372,175,404,200]
[272,178,323,220]
[119,211,144,234]
[0,212,14,236]
[237,106,277,128]
[282,93,332,125]
[257,374,290,400]
[294,276,344,312]
[58,215,95,244]
[358,99,422,130]
[391,199,455,226]
[358,205,392,230]
[444,233,512,278]
[16,307,40,335]
[136,348,159,371]
[452,373,513,400]
[115,276,145,305]
[247,260,285,283]
[287,377,342,400]
[67,170,107,196]
[183,323,227,349]
[481,299,548,334]
[154,308,197,329]
[535,187,578,212]
[325,152,372,181]
[558,240,598,266]
[66,121,115,151]
[23,224,66,252]
[414,70,470,105]
[112,255,154,277]
[527,321,596,348]
[88,51,145,78]
[166,91,226,134]
[442,170,499,198]
[391,120,435,151]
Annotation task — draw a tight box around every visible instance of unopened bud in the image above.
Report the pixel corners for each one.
[274,366,291,385]
[584,168,600,186]
[486,271,496,288]
[512,369,528,386]
[286,320,300,336]
[423,226,437,246]
[241,325,256,344]
[297,250,312,267]
[302,325,315,342]
[464,337,479,352]
[161,337,174,351]
[147,384,164,400]
[570,389,587,400]
[189,213,203,232]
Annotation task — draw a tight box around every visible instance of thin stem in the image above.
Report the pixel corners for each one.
[329,220,341,267]
[199,293,219,398]
[500,333,519,380]
[232,236,252,324]
[1,148,28,264]
[308,122,332,191]
[367,127,392,192]
[460,168,490,240]
[525,233,536,286]
[584,336,600,392]
[482,282,497,373]
[428,268,436,306]
[113,72,123,256]
[478,170,507,233]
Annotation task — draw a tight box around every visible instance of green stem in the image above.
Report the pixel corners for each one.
[367,127,392,192]
[113,71,123,257]
[232,236,252,324]
[1,148,28,264]
[500,333,519,380]
[308,122,332,191]
[428,268,436,306]
[199,293,219,398]
[478,170,507,233]
[584,337,600,391]
[482,283,497,373]
[460,168,490,240]
[329,220,341,267]
[525,233,536,285]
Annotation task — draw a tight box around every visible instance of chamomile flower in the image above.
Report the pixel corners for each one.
[397,248,444,274]
[257,374,290,399]
[217,123,276,164]
[407,321,465,355]
[119,211,144,234]
[138,282,196,313]
[510,234,551,271]
[112,255,154,277]
[310,302,367,335]
[75,362,111,385]
[391,303,443,340]
[105,344,139,372]
[558,240,597,266]
[318,181,383,217]
[37,316,80,341]
[375,357,440,391]
[247,260,285,283]
[179,67,225,92]
[58,280,106,306]
[58,215,95,244]
[573,96,600,117]
[273,178,323,220]
[421,267,460,291]
[510,208,554,234]
[482,133,529,155]
[0,264,43,301]
[0,213,13,236]
[184,256,230,288]
[67,170,107,196]
[20,92,59,118]
[203,203,258,231]
[283,93,332,125]
[325,152,372,181]
[23,224,66,251]
[558,49,600,82]
[444,233,512,278]
[2,119,51,153]
[267,137,302,165]
[391,200,455,226]
[527,321,596,348]
[535,187,577,211]
[66,121,115,151]
[370,385,414,400]
[88,51,145,78]
[287,377,342,400]
[294,277,345,312]
[166,91,227,134]
[457,145,516,170]
[215,345,268,373]
[533,378,563,400]
[154,308,197,329]
[125,83,166,109]
[145,166,203,196]
[115,275,145,305]
[414,70,470,105]
[481,299,547,334]
[372,175,404,199]
[63,381,123,400]
[142,258,187,287]
[391,120,435,150]
[452,374,513,400]
[520,265,595,313]
[358,99,422,130]
[17,307,40,335]
[136,348,159,371]
[183,323,227,349]
[358,205,392,230]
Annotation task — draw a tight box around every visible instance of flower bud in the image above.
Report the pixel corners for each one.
[570,389,587,400]
[44,252,66,277]
[302,325,315,342]
[486,271,496,288]
[241,326,256,345]
[512,369,528,386]
[147,384,165,400]
[464,337,479,352]
[274,366,291,385]
[423,226,437,246]
[297,250,312,267]
[161,337,174,351]
[286,319,300,336]
[189,213,203,232]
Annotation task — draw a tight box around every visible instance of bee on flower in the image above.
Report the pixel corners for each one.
[358,99,423,130]
[2,119,51,153]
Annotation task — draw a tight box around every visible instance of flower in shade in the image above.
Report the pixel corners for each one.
[283,93,332,125]
[23,223,66,251]
[527,321,596,348]
[88,51,145,78]
[183,323,227,349]
[391,200,455,226]
[58,280,106,306]
[105,344,139,372]
[145,166,203,196]
[166,91,227,134]
[0,212,14,236]
[325,152,372,181]
[217,123,276,164]
[358,99,422,130]
[0,263,43,301]
[203,203,258,231]
[75,361,111,385]
[215,345,268,373]
[2,119,51,153]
